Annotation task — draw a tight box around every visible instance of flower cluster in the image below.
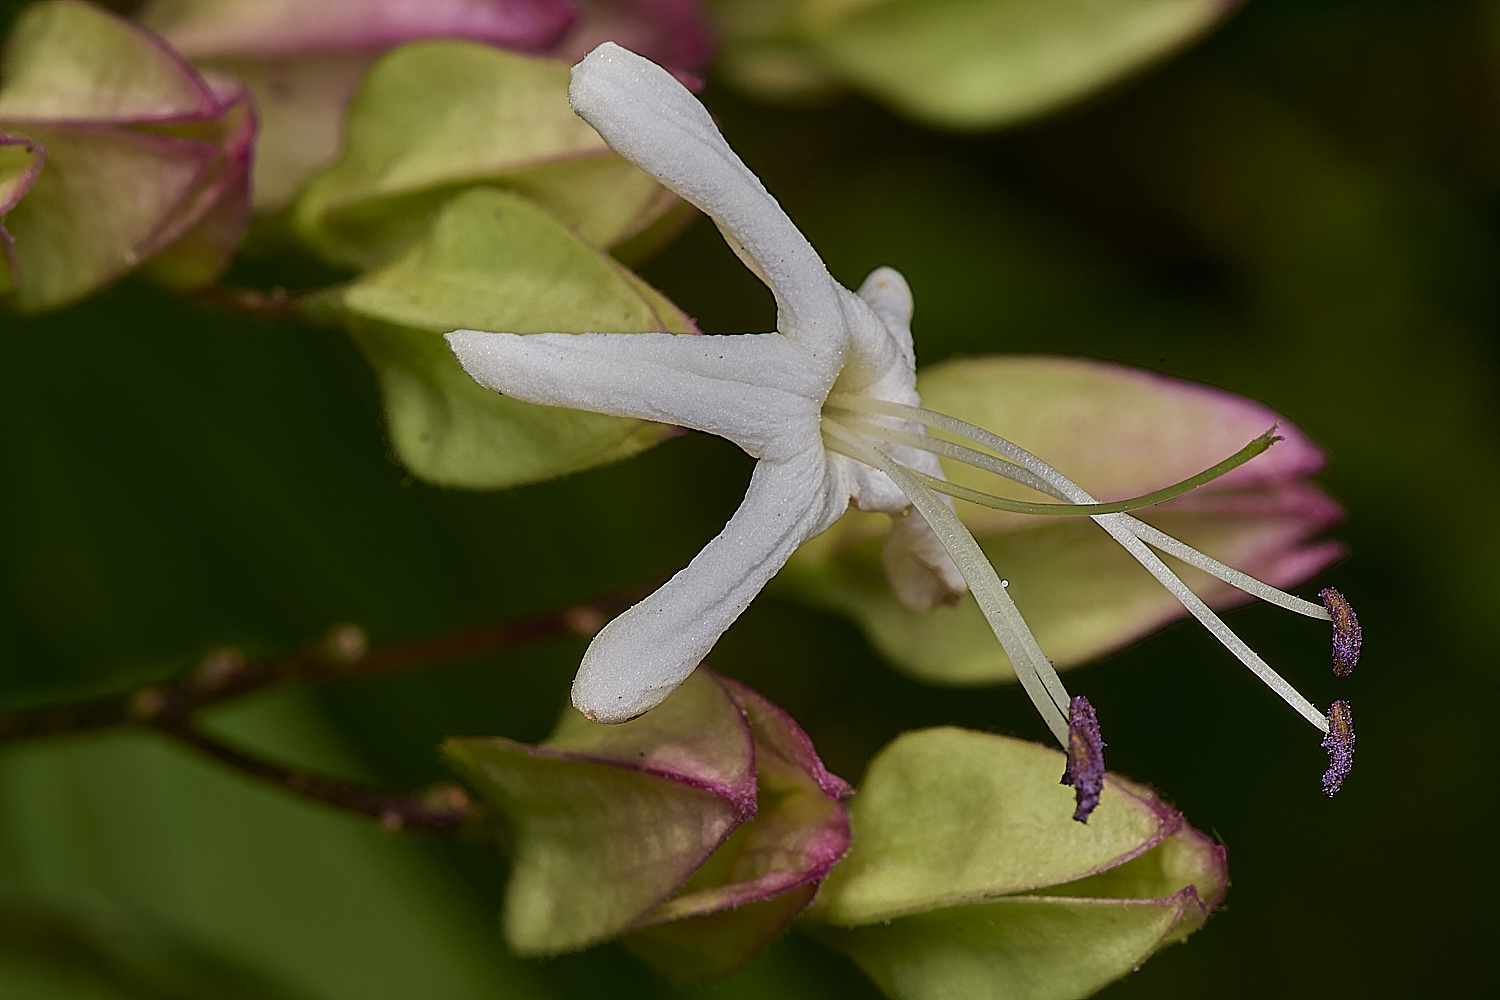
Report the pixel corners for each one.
[0,5,1366,995]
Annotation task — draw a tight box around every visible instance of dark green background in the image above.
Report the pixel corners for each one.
[0,0,1490,997]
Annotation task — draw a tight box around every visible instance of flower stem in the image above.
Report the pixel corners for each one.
[0,587,644,836]
[0,591,638,745]
[155,718,483,837]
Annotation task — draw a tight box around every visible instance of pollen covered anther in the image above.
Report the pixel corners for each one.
[1319,588,1361,677]
[1061,694,1107,823]
[1321,700,1355,797]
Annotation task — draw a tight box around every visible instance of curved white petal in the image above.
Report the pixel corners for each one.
[572,446,846,723]
[447,329,830,459]
[569,43,847,354]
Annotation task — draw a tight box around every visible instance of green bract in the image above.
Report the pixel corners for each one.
[443,671,851,981]
[781,355,1342,685]
[294,40,679,271]
[0,1,252,312]
[712,0,1239,129]
[806,728,1227,1000]
[338,186,693,489]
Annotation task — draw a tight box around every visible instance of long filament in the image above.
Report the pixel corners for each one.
[822,419,1073,744]
[829,415,1284,518]
[839,414,1330,620]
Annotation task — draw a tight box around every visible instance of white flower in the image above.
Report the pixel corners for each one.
[448,42,969,724]
[448,44,1354,777]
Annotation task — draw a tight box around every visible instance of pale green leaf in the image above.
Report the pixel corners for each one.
[810,729,1176,926]
[716,0,1236,130]
[294,40,676,269]
[342,186,693,488]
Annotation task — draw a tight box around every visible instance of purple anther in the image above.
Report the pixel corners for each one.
[1321,700,1355,797]
[1060,695,1107,823]
[1319,588,1361,678]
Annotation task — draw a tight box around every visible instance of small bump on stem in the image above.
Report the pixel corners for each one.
[1061,695,1107,823]
[325,624,370,665]
[1319,588,1361,677]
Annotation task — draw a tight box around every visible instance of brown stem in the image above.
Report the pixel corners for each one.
[0,586,646,836]
[188,283,302,322]
[153,719,482,838]
[0,588,640,744]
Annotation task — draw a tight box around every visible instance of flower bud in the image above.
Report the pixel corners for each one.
[806,728,1228,1000]
[138,0,713,212]
[443,669,850,982]
[0,1,253,311]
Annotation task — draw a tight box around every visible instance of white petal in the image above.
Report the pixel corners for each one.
[569,43,847,353]
[446,329,829,459]
[857,266,915,355]
[572,446,846,723]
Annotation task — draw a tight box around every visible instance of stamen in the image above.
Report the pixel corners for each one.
[828,416,1052,493]
[1060,695,1106,824]
[1319,588,1361,677]
[1100,525,1331,732]
[831,411,1282,518]
[1125,518,1331,620]
[1321,700,1355,796]
[835,414,1329,617]
[821,419,1072,744]
[825,395,1332,734]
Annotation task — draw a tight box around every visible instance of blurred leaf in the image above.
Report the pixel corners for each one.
[0,695,559,1000]
[0,124,210,310]
[0,0,215,123]
[781,355,1343,685]
[806,728,1226,1000]
[136,80,256,291]
[294,40,676,269]
[0,3,251,311]
[714,0,1239,129]
[194,52,378,213]
[0,900,313,1000]
[342,186,691,489]
[444,670,756,955]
